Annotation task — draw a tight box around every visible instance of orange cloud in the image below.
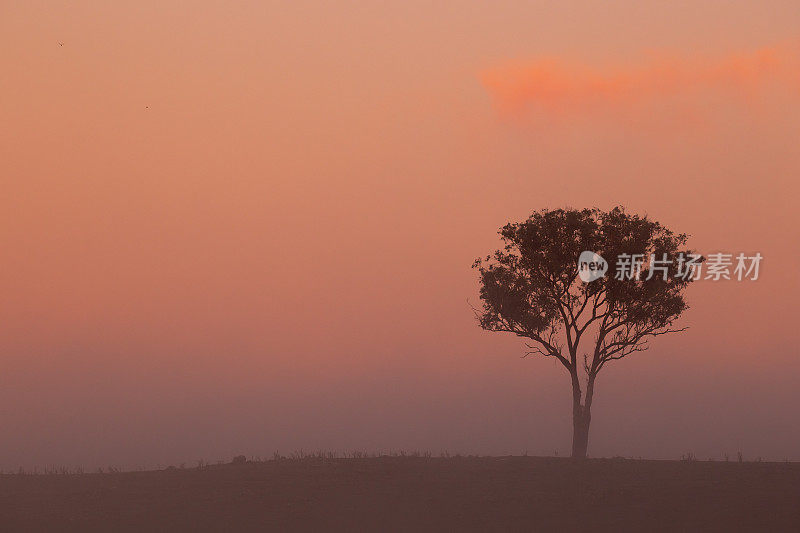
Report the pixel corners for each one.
[480,45,800,116]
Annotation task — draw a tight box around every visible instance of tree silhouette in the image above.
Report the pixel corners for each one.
[473,207,700,458]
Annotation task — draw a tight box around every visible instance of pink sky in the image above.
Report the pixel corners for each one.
[1,1,799,468]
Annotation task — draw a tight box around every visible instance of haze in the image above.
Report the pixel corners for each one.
[1,1,799,469]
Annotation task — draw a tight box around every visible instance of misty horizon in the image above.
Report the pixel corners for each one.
[2,1,799,472]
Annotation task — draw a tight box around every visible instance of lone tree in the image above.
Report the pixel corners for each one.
[473,207,700,459]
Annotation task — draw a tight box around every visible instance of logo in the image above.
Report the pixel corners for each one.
[578,251,608,282]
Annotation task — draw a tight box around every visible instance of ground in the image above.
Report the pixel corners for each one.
[1,456,798,532]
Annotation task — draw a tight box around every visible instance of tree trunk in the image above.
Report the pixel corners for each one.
[571,405,591,459]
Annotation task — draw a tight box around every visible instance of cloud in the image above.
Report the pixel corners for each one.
[480,44,800,117]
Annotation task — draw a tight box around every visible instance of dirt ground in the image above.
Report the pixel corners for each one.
[1,456,798,532]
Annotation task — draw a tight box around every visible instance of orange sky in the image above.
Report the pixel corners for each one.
[1,1,799,468]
